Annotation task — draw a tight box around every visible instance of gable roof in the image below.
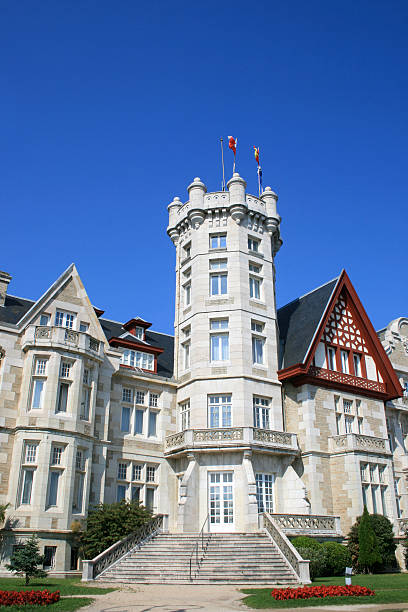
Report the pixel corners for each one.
[277,277,339,369]
[278,270,403,400]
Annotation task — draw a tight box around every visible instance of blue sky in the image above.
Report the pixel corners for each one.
[1,0,407,334]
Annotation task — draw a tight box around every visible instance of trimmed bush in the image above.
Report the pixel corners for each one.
[296,546,328,580]
[348,511,396,573]
[291,536,321,550]
[322,541,352,576]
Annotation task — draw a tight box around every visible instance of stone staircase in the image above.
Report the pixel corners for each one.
[96,532,299,584]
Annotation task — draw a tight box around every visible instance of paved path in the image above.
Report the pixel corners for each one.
[79,583,408,612]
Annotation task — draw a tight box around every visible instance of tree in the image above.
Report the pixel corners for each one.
[6,535,47,585]
[357,507,382,573]
[80,500,152,560]
[348,510,396,572]
[0,503,9,524]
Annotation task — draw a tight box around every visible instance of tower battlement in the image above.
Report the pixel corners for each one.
[167,173,282,255]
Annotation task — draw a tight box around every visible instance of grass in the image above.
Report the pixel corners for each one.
[242,573,408,608]
[0,577,115,595]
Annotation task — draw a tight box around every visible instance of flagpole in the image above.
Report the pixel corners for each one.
[257,166,261,197]
[220,138,225,191]
[233,138,237,174]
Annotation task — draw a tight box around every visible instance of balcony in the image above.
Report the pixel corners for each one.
[329,433,391,455]
[22,325,104,360]
[308,365,387,395]
[268,513,342,537]
[165,427,298,456]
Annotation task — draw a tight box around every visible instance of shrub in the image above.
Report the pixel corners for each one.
[270,585,375,600]
[322,541,352,576]
[296,546,328,580]
[348,510,396,572]
[0,589,60,606]
[291,536,321,550]
[358,506,382,573]
[80,500,152,559]
[6,535,47,585]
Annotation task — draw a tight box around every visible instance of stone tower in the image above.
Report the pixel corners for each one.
[166,173,304,533]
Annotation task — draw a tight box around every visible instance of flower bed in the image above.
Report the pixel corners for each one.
[0,589,60,606]
[271,585,375,600]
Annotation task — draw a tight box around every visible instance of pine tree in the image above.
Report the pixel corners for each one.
[6,535,47,585]
[358,506,382,573]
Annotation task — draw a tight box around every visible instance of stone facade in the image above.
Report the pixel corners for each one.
[0,172,406,574]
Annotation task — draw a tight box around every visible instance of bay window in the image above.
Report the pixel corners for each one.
[208,395,232,428]
[210,319,229,361]
[253,396,270,429]
[122,350,154,371]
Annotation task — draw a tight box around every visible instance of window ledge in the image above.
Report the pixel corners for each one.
[209,247,227,252]
[248,251,264,259]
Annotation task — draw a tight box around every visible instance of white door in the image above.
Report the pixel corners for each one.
[209,472,234,532]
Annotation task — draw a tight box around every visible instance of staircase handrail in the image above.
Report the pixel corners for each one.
[82,514,167,581]
[262,512,311,584]
[189,513,211,581]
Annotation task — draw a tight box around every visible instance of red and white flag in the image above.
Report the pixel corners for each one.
[228,136,237,156]
[254,146,260,166]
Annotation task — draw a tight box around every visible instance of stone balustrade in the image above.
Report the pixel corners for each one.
[165,427,298,455]
[22,325,104,360]
[269,513,342,536]
[329,433,391,455]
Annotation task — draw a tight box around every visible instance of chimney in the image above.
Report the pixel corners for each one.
[0,271,11,307]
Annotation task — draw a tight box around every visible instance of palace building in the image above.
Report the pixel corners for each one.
[0,172,407,577]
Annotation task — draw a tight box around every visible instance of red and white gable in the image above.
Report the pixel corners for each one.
[279,271,402,400]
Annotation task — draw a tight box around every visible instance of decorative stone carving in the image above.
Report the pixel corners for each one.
[193,428,243,442]
[35,326,52,339]
[253,428,293,446]
[64,329,79,344]
[165,432,185,449]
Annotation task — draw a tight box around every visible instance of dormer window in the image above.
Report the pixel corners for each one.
[122,349,154,371]
[135,327,144,341]
[55,310,76,329]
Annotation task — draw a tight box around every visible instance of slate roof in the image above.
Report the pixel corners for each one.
[0,295,34,325]
[0,296,174,378]
[277,277,339,370]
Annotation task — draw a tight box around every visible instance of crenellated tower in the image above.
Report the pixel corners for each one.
[166,173,305,533]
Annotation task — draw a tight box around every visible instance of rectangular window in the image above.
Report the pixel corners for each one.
[55,311,75,329]
[31,380,44,410]
[135,327,144,340]
[209,259,227,271]
[60,362,71,378]
[121,406,131,433]
[253,396,270,429]
[40,314,50,326]
[210,333,229,361]
[252,336,264,365]
[25,444,38,463]
[148,411,157,437]
[134,409,144,434]
[249,276,261,299]
[83,369,89,385]
[47,471,60,506]
[210,234,227,249]
[35,359,47,375]
[80,387,91,420]
[343,400,352,413]
[51,446,63,465]
[122,388,133,403]
[21,469,34,504]
[340,350,349,374]
[210,272,228,295]
[43,546,57,569]
[360,463,368,482]
[56,382,69,412]
[146,487,155,511]
[132,464,142,481]
[208,395,232,428]
[73,472,84,513]
[79,322,89,333]
[183,342,190,369]
[149,393,159,407]
[117,484,127,502]
[184,282,191,306]
[122,351,154,371]
[353,354,362,377]
[327,347,336,370]
[345,416,354,433]
[75,450,84,470]
[358,417,363,433]
[256,473,274,513]
[131,486,140,502]
[249,262,261,274]
[183,242,191,259]
[146,466,156,482]
[135,391,145,405]
[180,400,190,430]
[118,463,128,480]
[248,237,260,252]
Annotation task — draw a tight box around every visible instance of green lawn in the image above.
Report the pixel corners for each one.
[0,577,116,611]
[0,577,115,595]
[242,573,408,608]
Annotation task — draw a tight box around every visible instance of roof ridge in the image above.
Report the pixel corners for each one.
[278,274,341,312]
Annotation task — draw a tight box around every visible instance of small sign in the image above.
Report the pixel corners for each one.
[345,567,353,575]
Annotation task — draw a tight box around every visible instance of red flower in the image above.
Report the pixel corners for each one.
[0,589,60,606]
[270,585,375,600]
